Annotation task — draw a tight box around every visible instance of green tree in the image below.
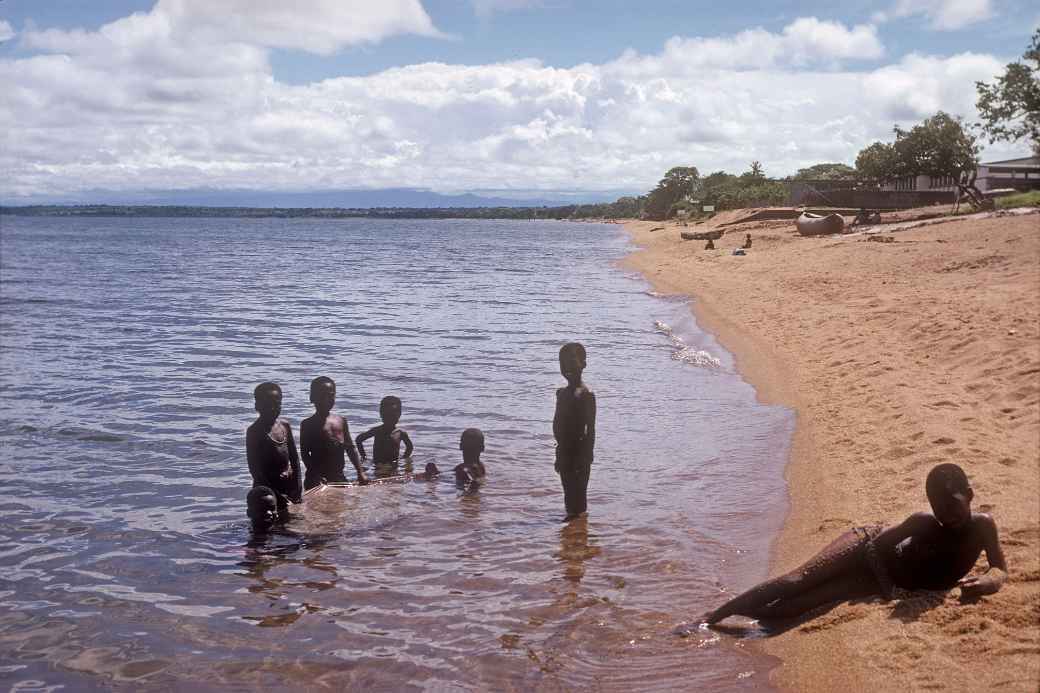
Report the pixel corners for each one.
[855,141,898,182]
[792,162,858,180]
[891,111,979,182]
[855,112,979,185]
[643,166,700,220]
[975,29,1040,155]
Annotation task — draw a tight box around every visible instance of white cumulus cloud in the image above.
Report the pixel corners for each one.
[0,12,1014,201]
[0,19,16,43]
[874,0,994,30]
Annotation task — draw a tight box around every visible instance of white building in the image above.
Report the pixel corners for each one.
[885,155,1040,193]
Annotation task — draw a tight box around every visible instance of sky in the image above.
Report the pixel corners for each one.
[1,0,1036,203]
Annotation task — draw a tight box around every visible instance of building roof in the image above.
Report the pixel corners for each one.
[980,156,1039,168]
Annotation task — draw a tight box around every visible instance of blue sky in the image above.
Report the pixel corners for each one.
[0,1,1036,202]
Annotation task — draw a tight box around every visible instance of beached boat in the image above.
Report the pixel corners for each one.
[680,229,724,241]
[795,212,845,236]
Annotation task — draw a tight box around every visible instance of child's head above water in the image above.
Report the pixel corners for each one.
[460,428,485,456]
[253,382,282,420]
[309,376,335,412]
[379,396,402,426]
[247,485,279,531]
[926,463,973,529]
[559,342,587,383]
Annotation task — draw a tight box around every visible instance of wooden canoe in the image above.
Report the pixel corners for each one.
[796,212,844,236]
[680,229,724,241]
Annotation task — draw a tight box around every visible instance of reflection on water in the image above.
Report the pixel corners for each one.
[0,216,790,690]
[557,518,600,585]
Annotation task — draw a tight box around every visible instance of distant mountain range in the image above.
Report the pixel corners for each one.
[2,187,635,209]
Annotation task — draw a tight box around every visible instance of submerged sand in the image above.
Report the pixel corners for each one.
[622,210,1040,691]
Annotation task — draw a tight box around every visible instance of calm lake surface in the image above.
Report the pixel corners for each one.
[0,216,792,691]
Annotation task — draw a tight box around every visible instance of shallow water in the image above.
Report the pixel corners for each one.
[0,216,792,690]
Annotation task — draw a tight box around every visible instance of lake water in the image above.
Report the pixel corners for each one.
[0,216,792,691]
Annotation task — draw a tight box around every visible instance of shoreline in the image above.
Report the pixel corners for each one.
[620,212,1040,691]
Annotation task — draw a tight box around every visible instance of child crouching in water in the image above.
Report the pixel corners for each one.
[454,428,486,486]
[704,463,1007,624]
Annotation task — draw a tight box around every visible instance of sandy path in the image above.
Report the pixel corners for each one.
[621,211,1040,691]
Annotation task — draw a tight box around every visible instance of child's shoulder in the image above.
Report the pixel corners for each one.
[970,512,998,532]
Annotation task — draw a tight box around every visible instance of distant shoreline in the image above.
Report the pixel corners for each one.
[0,204,620,221]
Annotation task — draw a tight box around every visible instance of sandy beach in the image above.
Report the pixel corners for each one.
[622,210,1040,691]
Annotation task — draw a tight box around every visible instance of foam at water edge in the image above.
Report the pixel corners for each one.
[654,320,722,368]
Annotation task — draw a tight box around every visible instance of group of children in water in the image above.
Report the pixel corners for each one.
[243,342,1010,626]
[246,342,596,531]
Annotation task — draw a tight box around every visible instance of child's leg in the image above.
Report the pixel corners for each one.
[559,461,584,517]
[754,571,877,619]
[706,529,874,623]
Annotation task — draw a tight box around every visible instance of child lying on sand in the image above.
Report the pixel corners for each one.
[705,463,1007,624]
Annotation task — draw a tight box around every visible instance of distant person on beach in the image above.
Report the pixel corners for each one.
[704,238,715,250]
[246,485,280,533]
[743,233,752,249]
[247,382,302,513]
[300,376,367,490]
[704,463,1008,625]
[554,342,596,521]
[454,428,487,486]
[355,396,413,472]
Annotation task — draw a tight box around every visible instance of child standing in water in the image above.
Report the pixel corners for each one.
[553,342,596,521]
[454,428,487,486]
[300,376,367,489]
[704,463,1008,624]
[246,382,302,513]
[355,396,413,472]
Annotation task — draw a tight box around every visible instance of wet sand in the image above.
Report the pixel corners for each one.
[622,210,1040,691]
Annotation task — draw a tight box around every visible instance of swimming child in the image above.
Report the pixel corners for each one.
[454,428,487,485]
[704,463,1008,624]
[246,382,302,512]
[246,485,279,533]
[300,376,367,490]
[553,343,596,521]
[355,396,413,466]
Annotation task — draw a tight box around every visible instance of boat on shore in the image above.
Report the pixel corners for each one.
[795,212,845,236]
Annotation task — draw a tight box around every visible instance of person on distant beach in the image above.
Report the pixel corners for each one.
[703,463,1008,625]
[355,396,413,472]
[300,376,367,490]
[454,428,487,486]
[704,238,715,250]
[554,342,596,521]
[246,382,302,513]
[246,485,280,533]
[743,233,752,249]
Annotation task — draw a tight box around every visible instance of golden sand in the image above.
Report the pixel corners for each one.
[622,210,1040,691]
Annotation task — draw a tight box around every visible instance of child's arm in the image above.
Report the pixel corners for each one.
[355,427,376,460]
[286,424,302,503]
[342,418,367,483]
[299,420,313,470]
[581,389,596,458]
[401,430,413,458]
[959,514,1008,598]
[246,428,269,487]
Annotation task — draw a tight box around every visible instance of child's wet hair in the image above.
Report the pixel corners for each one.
[380,395,401,410]
[247,485,276,510]
[460,428,485,449]
[560,342,586,361]
[925,463,970,503]
[310,376,334,397]
[253,382,281,400]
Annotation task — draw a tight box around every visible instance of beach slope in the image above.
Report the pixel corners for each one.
[622,211,1040,691]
